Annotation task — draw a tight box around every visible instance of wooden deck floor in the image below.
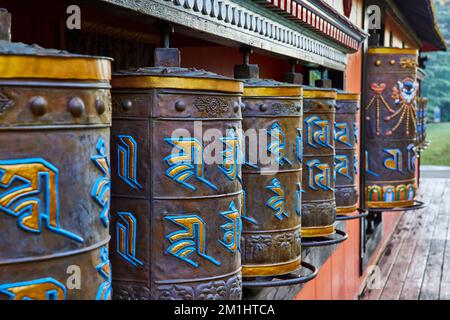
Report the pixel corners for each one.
[360,175,450,300]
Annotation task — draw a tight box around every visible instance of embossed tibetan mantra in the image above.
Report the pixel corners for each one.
[335,92,360,216]
[0,41,112,300]
[302,88,337,238]
[365,48,419,209]
[111,67,244,300]
[241,79,303,277]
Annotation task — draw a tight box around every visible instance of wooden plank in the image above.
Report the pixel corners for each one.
[360,211,411,300]
[438,180,450,300]
[399,179,445,300]
[419,179,450,300]
[419,217,450,299]
[379,181,433,299]
[380,208,423,300]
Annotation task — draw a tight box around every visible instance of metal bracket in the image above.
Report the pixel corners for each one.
[154,24,180,67]
[336,208,369,221]
[301,229,348,247]
[0,8,11,41]
[242,261,318,288]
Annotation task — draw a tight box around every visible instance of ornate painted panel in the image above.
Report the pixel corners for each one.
[335,92,360,215]
[241,79,302,277]
[0,42,112,300]
[111,67,244,300]
[302,88,337,237]
[364,48,419,209]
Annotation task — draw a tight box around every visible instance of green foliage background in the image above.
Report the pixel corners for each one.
[422,2,450,121]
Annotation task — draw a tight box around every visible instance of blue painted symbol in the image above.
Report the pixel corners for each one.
[267,123,293,166]
[219,201,242,253]
[0,158,83,243]
[116,211,144,267]
[365,150,380,177]
[164,137,217,191]
[305,116,333,149]
[296,128,303,163]
[0,278,66,300]
[96,246,112,300]
[219,128,242,182]
[117,135,143,190]
[91,138,111,228]
[266,178,288,221]
[165,214,220,267]
[241,190,257,225]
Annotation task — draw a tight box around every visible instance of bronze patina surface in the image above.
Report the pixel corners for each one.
[111,67,244,300]
[302,87,337,237]
[335,92,360,215]
[0,41,112,300]
[365,48,419,209]
[241,79,303,277]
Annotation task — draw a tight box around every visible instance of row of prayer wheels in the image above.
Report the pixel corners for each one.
[0,38,420,300]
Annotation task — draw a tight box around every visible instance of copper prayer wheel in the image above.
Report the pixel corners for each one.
[302,87,337,237]
[335,92,360,215]
[240,79,303,277]
[365,48,419,209]
[0,41,112,300]
[110,67,244,300]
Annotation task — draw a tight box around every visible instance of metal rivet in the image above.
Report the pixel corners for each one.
[375,60,382,66]
[68,97,85,118]
[29,96,47,116]
[122,99,133,111]
[259,104,268,112]
[95,97,106,115]
[175,100,186,112]
[390,60,396,65]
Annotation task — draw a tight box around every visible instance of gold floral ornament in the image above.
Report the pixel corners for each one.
[385,77,418,136]
[399,57,418,69]
[365,83,395,136]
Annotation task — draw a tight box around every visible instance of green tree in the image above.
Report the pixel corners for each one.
[422,2,450,119]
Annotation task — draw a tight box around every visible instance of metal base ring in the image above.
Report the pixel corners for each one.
[242,261,318,288]
[365,200,425,213]
[301,229,348,247]
[336,208,369,221]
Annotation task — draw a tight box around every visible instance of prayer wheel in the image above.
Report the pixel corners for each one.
[417,97,428,147]
[110,67,244,300]
[365,48,419,209]
[302,87,337,237]
[0,41,112,300]
[335,92,360,215]
[240,79,303,277]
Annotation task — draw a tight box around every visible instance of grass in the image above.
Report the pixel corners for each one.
[421,122,450,166]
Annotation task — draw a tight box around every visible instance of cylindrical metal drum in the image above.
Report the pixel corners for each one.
[0,41,112,300]
[111,67,244,300]
[335,92,360,215]
[364,48,419,209]
[240,79,303,277]
[302,87,337,237]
